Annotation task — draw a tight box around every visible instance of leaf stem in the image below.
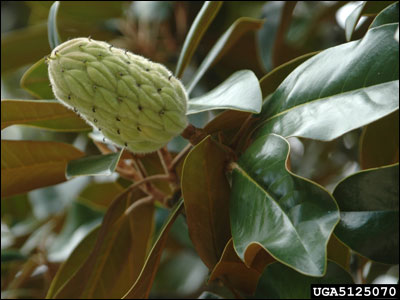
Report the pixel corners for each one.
[168,143,192,171]
[128,174,171,193]
[157,149,169,175]
[124,195,154,215]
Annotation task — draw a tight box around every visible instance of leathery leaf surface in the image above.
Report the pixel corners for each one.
[230,134,339,276]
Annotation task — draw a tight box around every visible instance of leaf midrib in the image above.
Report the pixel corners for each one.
[260,80,399,127]
[204,156,221,266]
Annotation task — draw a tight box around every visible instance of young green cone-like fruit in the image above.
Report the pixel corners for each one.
[47,37,188,153]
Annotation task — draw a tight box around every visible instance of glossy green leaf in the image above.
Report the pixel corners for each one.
[20,58,54,99]
[1,140,84,198]
[254,261,354,299]
[1,99,90,131]
[53,188,155,298]
[255,23,399,141]
[230,134,339,276]
[345,1,394,41]
[186,17,264,94]
[345,2,367,42]
[66,150,123,179]
[360,110,399,169]
[48,1,61,49]
[46,226,99,299]
[369,2,399,29]
[175,1,223,78]
[182,136,231,269]
[123,199,183,299]
[333,164,399,264]
[187,70,262,115]
[259,51,318,98]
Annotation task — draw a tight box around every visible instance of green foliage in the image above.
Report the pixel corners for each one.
[1,1,398,299]
[333,164,399,264]
[230,134,339,276]
[254,261,354,299]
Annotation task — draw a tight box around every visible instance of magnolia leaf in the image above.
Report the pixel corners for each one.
[254,261,354,299]
[52,188,155,298]
[66,150,123,179]
[230,134,339,276]
[182,136,231,269]
[255,23,399,141]
[187,70,262,115]
[20,58,54,99]
[48,1,61,49]
[46,227,100,299]
[175,1,223,78]
[345,1,394,41]
[333,164,399,264]
[186,17,264,94]
[369,2,399,29]
[123,200,184,299]
[1,99,90,131]
[1,140,84,198]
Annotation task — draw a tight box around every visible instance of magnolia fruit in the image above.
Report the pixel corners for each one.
[47,37,188,153]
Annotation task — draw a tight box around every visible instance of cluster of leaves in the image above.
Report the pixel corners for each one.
[1,1,399,299]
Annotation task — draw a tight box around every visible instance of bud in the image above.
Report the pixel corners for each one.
[47,37,188,153]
